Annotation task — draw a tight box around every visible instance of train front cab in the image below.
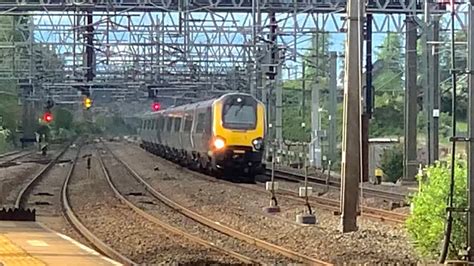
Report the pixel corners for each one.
[210,94,265,179]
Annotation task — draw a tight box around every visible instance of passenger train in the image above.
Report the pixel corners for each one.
[139,93,266,182]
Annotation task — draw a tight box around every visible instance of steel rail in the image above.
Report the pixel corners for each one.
[105,144,332,266]
[96,147,259,265]
[268,168,407,202]
[134,143,407,224]
[0,150,22,160]
[15,147,69,208]
[0,151,35,166]
[275,188,408,224]
[60,145,136,266]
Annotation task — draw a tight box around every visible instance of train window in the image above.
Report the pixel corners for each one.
[157,117,164,131]
[204,107,212,133]
[174,117,182,132]
[222,96,257,130]
[166,117,173,132]
[151,119,156,130]
[196,113,205,132]
[184,115,193,132]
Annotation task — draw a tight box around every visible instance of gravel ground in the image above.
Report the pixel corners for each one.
[110,142,421,264]
[0,148,61,206]
[99,146,295,264]
[19,145,94,248]
[68,145,239,265]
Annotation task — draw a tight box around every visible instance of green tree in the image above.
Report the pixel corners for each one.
[380,144,403,182]
[406,159,467,259]
[438,19,467,120]
[53,108,73,130]
[371,33,405,137]
[282,32,333,142]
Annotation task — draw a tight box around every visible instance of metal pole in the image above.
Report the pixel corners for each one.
[423,0,432,164]
[311,73,321,168]
[362,13,373,183]
[467,1,474,260]
[340,0,363,232]
[431,16,440,162]
[439,1,459,261]
[404,16,418,181]
[276,58,283,143]
[302,60,306,118]
[85,11,95,83]
[310,33,321,168]
[328,52,337,164]
[251,0,257,97]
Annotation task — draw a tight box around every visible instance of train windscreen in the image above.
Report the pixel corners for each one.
[222,96,257,130]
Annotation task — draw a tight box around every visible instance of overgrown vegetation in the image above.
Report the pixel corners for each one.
[95,115,135,136]
[406,158,467,259]
[380,144,403,182]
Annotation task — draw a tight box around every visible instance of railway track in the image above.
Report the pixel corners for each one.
[14,142,134,265]
[0,150,22,160]
[274,187,408,223]
[0,150,35,167]
[103,142,331,265]
[267,168,408,203]
[128,142,407,224]
[60,145,135,265]
[96,145,261,265]
[15,147,69,209]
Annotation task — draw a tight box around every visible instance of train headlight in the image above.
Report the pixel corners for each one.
[214,137,226,150]
[252,138,264,150]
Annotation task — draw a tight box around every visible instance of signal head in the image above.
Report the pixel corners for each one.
[43,112,53,123]
[84,97,92,109]
[152,102,161,111]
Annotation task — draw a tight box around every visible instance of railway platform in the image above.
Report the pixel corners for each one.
[0,221,120,265]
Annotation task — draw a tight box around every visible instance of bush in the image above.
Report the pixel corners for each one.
[380,144,403,183]
[406,159,467,259]
[53,108,73,130]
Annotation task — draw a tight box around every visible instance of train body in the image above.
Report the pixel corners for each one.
[139,93,266,181]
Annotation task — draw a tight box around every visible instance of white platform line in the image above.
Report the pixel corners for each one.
[37,223,122,266]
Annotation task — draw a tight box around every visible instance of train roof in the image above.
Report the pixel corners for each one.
[141,92,259,118]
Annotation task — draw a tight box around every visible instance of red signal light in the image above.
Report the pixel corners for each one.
[152,102,161,111]
[43,112,53,123]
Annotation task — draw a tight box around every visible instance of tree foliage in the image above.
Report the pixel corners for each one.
[53,108,73,130]
[282,32,333,142]
[380,144,403,182]
[94,115,134,136]
[438,21,467,120]
[370,33,405,137]
[406,159,467,259]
